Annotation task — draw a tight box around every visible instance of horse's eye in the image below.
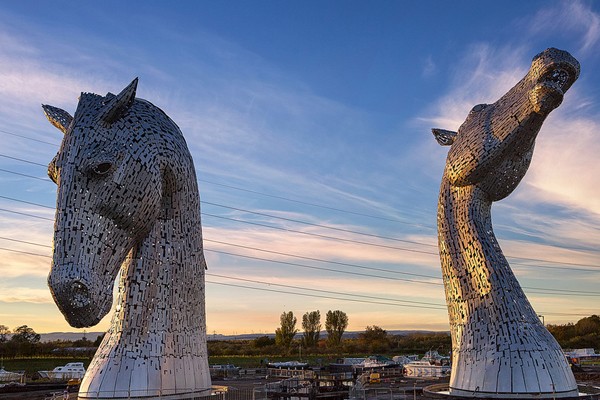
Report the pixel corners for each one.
[92,162,113,176]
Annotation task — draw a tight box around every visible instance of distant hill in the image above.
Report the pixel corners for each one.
[41,329,448,342]
[40,332,105,342]
[207,330,448,341]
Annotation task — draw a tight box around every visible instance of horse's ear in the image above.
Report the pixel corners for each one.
[42,105,73,134]
[432,128,457,146]
[99,78,138,124]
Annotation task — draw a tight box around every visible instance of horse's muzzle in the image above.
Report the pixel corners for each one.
[48,265,112,328]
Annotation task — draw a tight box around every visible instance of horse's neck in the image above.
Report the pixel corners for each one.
[112,192,206,349]
[438,181,495,259]
[437,179,535,321]
[81,185,211,396]
[438,181,509,298]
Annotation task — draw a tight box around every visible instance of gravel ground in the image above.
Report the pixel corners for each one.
[2,367,599,400]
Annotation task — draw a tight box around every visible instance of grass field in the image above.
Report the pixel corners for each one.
[209,354,340,368]
[1,354,344,378]
[1,357,91,378]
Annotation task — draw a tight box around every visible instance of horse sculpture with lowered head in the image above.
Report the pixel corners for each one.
[433,48,580,398]
[43,79,211,399]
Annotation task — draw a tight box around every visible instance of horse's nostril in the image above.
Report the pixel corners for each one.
[70,281,91,308]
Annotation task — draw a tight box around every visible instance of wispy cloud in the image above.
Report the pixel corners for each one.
[419,43,528,131]
[0,209,53,279]
[422,55,437,78]
[202,217,440,272]
[495,202,600,253]
[0,286,53,304]
[528,1,600,56]
[525,114,600,216]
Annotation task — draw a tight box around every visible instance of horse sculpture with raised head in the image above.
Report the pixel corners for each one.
[433,48,580,398]
[43,79,211,399]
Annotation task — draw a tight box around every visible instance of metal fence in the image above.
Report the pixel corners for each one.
[76,387,213,399]
[349,386,419,400]
[213,387,259,400]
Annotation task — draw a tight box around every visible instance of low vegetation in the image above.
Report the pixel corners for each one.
[547,315,600,350]
[0,314,596,378]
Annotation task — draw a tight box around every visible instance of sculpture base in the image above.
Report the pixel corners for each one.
[78,388,212,400]
[423,384,599,399]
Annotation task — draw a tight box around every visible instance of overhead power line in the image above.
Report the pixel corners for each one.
[0,131,430,227]
[206,248,442,286]
[206,280,446,310]
[207,273,447,308]
[1,158,599,270]
[202,212,437,255]
[0,233,599,297]
[0,246,51,258]
[197,177,427,227]
[1,239,592,316]
[204,278,597,317]
[0,244,446,310]
[0,195,55,209]
[204,238,440,279]
[0,129,59,146]
[1,189,600,273]
[0,168,50,182]
[202,200,436,248]
[201,212,600,269]
[0,154,48,167]
[0,208,53,221]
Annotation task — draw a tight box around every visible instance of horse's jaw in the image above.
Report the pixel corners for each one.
[48,262,115,328]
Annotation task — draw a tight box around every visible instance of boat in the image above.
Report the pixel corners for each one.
[391,355,413,367]
[266,361,310,370]
[0,367,25,384]
[209,364,240,378]
[327,357,364,373]
[360,355,398,369]
[403,360,450,378]
[421,350,450,366]
[38,362,86,380]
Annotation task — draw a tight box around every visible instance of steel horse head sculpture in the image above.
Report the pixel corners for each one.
[433,48,580,398]
[43,79,211,399]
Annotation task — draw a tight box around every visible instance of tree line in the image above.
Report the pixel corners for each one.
[0,314,597,359]
[209,310,452,356]
[0,324,102,357]
[275,310,348,349]
[270,310,452,356]
[546,315,600,350]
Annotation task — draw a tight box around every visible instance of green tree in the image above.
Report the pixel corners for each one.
[0,325,9,343]
[73,336,94,347]
[547,315,600,350]
[547,323,576,344]
[10,325,40,344]
[359,325,389,353]
[325,310,348,347]
[9,325,40,356]
[253,335,276,348]
[575,315,600,336]
[275,311,297,350]
[93,334,105,347]
[302,310,321,348]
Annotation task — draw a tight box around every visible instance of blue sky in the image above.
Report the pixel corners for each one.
[0,1,598,335]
